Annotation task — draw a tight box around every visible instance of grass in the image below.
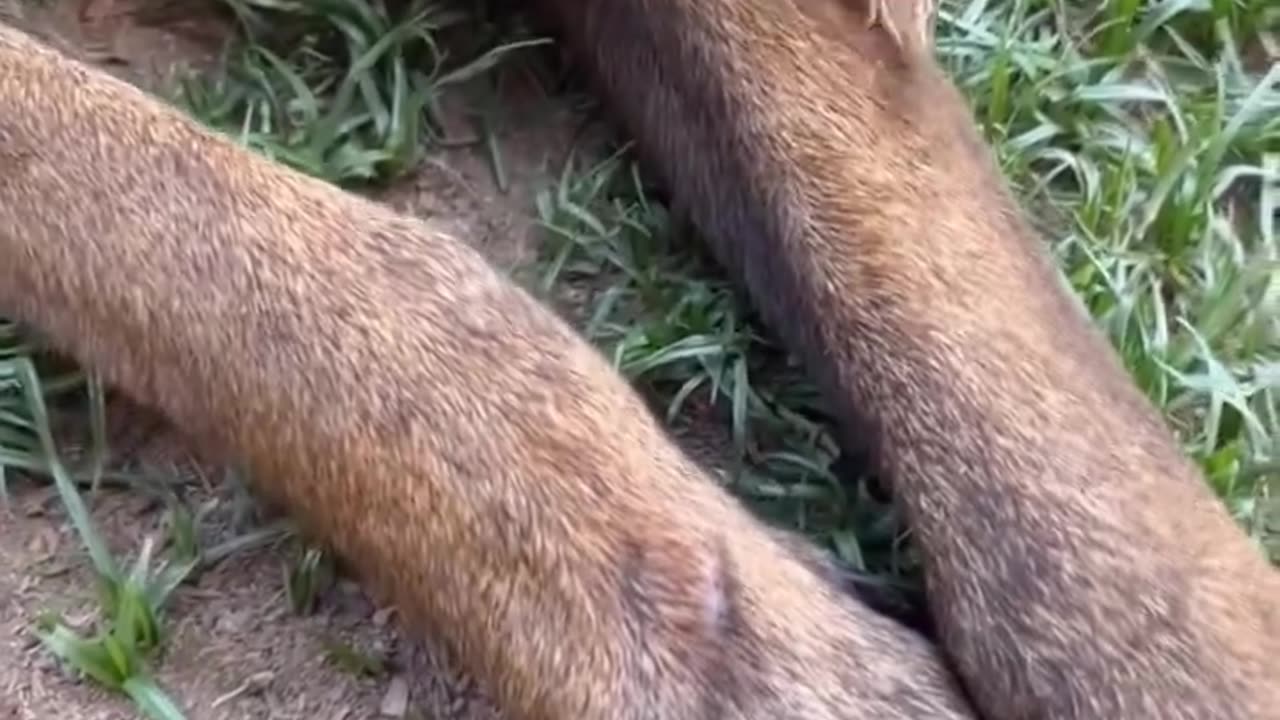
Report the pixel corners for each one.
[176,0,549,187]
[0,0,1276,716]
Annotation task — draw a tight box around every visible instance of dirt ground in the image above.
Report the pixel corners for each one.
[0,2,645,718]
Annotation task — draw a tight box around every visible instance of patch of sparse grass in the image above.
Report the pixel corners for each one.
[319,635,389,678]
[174,0,549,187]
[1,355,195,720]
[284,543,336,616]
[2,345,295,720]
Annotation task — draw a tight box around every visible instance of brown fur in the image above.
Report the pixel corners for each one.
[0,21,974,720]
[530,0,1280,718]
[1,0,1278,717]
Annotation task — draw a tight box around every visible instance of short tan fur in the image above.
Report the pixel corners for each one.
[1,1,1278,719]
